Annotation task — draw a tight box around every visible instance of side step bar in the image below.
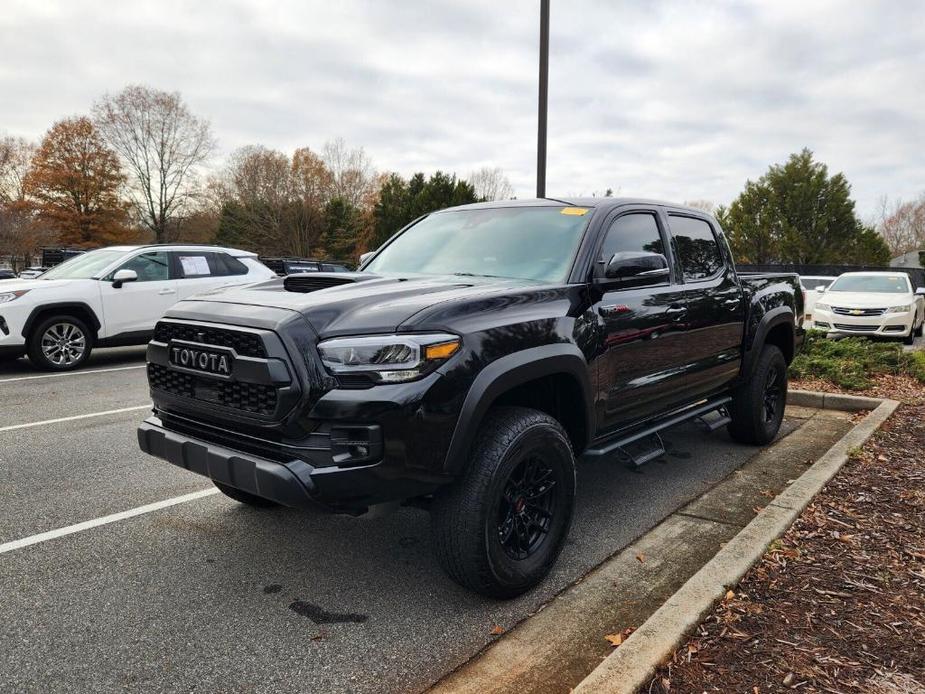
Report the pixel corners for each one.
[583,396,733,465]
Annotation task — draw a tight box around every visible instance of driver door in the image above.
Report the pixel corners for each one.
[591,209,691,434]
[99,251,178,338]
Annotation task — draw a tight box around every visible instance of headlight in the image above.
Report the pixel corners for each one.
[318,333,461,384]
[814,302,830,312]
[0,290,29,304]
[887,304,912,313]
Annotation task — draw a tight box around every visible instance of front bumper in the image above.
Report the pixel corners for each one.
[0,301,29,348]
[812,309,912,337]
[138,414,449,513]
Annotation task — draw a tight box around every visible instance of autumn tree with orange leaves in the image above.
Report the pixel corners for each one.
[24,117,130,247]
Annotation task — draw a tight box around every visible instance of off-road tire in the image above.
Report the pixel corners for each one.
[430,406,576,599]
[26,314,94,371]
[728,344,788,445]
[213,481,279,507]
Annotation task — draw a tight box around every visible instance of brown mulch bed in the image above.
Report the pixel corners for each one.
[647,379,925,693]
[793,374,925,404]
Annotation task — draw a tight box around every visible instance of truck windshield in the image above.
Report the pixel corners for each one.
[40,249,126,280]
[828,275,910,293]
[364,206,593,283]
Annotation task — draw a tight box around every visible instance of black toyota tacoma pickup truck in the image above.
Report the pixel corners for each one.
[138,198,803,598]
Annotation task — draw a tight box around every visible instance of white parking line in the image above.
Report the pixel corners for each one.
[0,488,220,555]
[0,405,151,433]
[0,364,146,384]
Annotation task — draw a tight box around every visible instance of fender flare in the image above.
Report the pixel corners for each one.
[21,302,103,340]
[442,343,594,475]
[742,306,794,379]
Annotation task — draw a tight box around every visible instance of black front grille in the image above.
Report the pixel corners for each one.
[148,363,278,416]
[153,322,266,358]
[831,306,886,316]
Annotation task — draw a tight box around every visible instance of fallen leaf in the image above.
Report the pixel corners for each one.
[605,633,623,647]
[725,590,736,601]
[489,625,504,636]
[636,553,646,563]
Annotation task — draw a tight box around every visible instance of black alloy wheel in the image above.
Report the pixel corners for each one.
[497,455,558,561]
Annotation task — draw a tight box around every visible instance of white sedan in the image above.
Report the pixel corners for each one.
[812,271,925,344]
[800,275,836,323]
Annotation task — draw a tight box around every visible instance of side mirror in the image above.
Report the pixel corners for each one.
[112,269,138,289]
[603,251,670,282]
[358,251,375,267]
[915,287,925,296]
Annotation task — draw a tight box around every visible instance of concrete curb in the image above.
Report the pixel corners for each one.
[573,393,900,694]
[788,388,883,411]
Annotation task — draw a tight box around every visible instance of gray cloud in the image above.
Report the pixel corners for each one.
[1,0,923,216]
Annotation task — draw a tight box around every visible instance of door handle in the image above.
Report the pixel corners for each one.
[158,288,176,295]
[666,305,687,321]
[723,298,740,307]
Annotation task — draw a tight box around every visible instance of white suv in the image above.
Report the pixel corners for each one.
[0,245,276,370]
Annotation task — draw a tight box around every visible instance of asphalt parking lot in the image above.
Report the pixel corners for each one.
[0,348,805,693]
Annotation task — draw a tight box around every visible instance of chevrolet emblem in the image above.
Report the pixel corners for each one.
[849,309,863,315]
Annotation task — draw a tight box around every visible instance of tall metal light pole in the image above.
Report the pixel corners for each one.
[536,0,550,199]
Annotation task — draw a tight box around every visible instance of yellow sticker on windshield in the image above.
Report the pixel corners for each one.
[560,207,589,216]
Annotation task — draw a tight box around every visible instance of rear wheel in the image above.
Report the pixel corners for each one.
[728,345,787,445]
[430,406,576,599]
[213,481,278,507]
[27,315,93,371]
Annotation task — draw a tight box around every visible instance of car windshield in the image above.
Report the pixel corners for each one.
[40,249,127,280]
[828,275,910,293]
[800,278,834,291]
[363,206,593,282]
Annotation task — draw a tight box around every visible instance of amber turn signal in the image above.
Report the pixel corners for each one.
[424,340,461,360]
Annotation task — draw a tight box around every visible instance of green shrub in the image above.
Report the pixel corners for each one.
[788,330,925,390]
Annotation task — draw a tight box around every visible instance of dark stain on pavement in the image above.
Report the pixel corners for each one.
[263,584,283,594]
[289,600,369,624]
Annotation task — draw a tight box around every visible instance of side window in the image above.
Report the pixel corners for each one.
[216,253,248,276]
[175,253,214,279]
[115,251,169,282]
[669,215,725,281]
[597,213,665,276]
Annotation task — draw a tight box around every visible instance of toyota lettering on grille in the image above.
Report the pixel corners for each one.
[169,344,232,377]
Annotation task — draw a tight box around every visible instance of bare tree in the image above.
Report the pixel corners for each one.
[0,136,52,269]
[875,193,925,257]
[93,85,216,243]
[469,166,514,201]
[322,138,374,209]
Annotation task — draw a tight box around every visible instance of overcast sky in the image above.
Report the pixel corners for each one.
[2,0,923,217]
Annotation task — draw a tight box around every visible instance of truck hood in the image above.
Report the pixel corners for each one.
[182,273,562,337]
[822,291,914,308]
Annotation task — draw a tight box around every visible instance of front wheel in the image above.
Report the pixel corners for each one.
[430,406,576,599]
[27,315,93,371]
[728,344,788,445]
